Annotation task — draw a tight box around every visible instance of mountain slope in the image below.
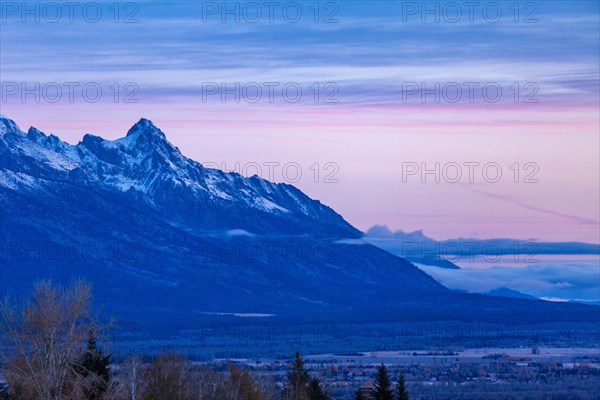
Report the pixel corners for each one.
[482,287,539,300]
[365,225,600,258]
[0,116,443,315]
[0,116,596,331]
[1,117,361,238]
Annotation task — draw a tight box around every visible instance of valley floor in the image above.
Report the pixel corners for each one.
[231,347,600,399]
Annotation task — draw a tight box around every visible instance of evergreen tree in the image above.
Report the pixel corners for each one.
[354,388,367,400]
[371,364,393,400]
[78,331,111,400]
[306,377,329,400]
[286,352,310,400]
[396,371,409,400]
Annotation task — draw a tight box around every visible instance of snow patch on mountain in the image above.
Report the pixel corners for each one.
[252,197,290,213]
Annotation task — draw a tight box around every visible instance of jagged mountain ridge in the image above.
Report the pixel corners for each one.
[1,116,359,238]
[0,116,596,331]
[0,115,443,317]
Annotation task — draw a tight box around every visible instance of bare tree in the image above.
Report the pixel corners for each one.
[192,364,227,400]
[226,363,262,400]
[120,355,147,400]
[0,280,102,400]
[143,352,194,400]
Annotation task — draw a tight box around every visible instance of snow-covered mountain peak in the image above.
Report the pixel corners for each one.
[126,118,166,138]
[0,115,22,137]
[1,115,361,238]
[118,117,180,159]
[27,126,46,140]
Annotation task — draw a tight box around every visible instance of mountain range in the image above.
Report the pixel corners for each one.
[365,225,600,269]
[0,115,597,340]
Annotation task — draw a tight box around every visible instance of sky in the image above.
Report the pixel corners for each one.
[1,0,599,243]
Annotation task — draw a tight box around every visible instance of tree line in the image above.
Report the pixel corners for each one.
[354,364,409,400]
[0,281,410,400]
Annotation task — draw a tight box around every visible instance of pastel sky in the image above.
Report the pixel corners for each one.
[1,0,599,242]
